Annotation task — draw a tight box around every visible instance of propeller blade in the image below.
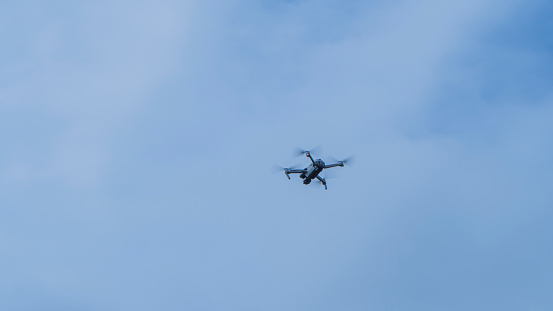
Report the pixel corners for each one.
[322,170,338,179]
[293,146,321,158]
[271,164,301,174]
[341,155,355,166]
[271,165,284,174]
[328,155,355,166]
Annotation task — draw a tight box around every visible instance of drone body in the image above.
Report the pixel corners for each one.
[281,150,350,190]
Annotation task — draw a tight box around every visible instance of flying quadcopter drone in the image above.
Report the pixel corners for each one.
[276,148,353,190]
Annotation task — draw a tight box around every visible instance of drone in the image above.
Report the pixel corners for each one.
[277,149,353,190]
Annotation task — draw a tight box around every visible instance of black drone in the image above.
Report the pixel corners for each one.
[277,149,353,190]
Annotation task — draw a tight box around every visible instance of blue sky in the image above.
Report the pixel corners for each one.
[1,0,553,310]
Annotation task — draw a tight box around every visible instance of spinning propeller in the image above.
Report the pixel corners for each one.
[329,155,355,166]
[293,146,321,158]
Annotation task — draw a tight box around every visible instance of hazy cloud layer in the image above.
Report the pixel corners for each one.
[1,0,552,310]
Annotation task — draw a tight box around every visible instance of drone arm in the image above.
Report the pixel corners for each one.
[324,162,344,169]
[315,176,327,190]
[285,169,304,174]
[284,168,305,179]
[306,153,315,164]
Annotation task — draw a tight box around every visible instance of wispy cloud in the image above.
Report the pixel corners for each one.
[1,0,552,310]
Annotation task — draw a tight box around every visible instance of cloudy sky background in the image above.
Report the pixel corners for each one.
[1,0,552,310]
